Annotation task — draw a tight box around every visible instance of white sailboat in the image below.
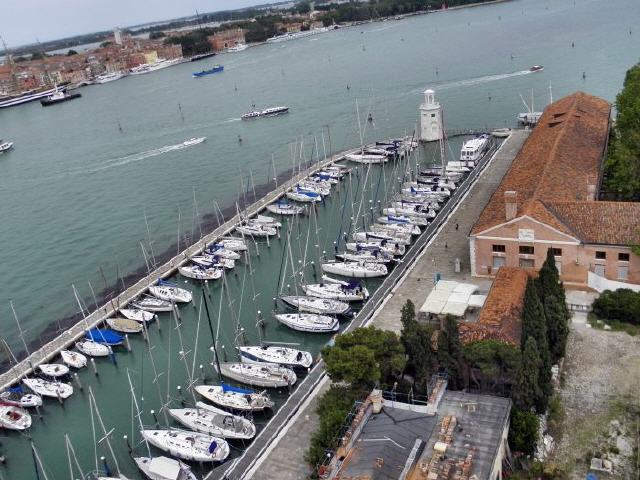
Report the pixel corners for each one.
[191,255,235,269]
[106,317,143,334]
[353,230,411,245]
[280,295,351,315]
[134,456,197,480]
[38,363,70,377]
[345,150,388,164]
[377,214,428,227]
[0,404,31,430]
[149,281,192,303]
[61,349,88,368]
[131,296,175,312]
[76,340,112,357]
[178,265,223,281]
[236,223,277,237]
[238,345,313,370]
[168,402,256,440]
[275,313,339,333]
[321,261,388,278]
[301,280,369,301]
[194,384,273,412]
[218,237,248,251]
[345,241,406,256]
[0,388,42,408]
[22,377,73,399]
[120,308,155,323]
[248,214,282,228]
[202,243,242,260]
[372,222,420,236]
[336,250,393,263]
[266,200,306,215]
[217,362,297,388]
[140,429,230,463]
[286,187,322,203]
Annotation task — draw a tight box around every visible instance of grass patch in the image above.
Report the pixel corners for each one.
[587,313,640,336]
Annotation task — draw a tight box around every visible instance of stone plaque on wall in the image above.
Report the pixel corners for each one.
[518,228,535,241]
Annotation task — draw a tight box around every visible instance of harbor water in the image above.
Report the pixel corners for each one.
[0,0,639,477]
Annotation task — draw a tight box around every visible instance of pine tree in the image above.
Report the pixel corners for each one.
[437,316,463,389]
[538,248,571,361]
[512,337,542,412]
[400,299,416,329]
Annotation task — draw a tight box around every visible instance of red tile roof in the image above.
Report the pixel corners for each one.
[459,267,529,346]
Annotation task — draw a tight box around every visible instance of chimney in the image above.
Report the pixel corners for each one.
[587,184,596,201]
[504,191,518,221]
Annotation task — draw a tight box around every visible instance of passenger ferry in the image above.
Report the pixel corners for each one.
[459,134,491,165]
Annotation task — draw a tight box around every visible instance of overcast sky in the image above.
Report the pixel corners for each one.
[2,0,268,47]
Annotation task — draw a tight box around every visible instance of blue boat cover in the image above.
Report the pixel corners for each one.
[296,187,320,197]
[221,383,254,395]
[208,441,218,453]
[86,328,123,345]
[158,279,177,288]
[7,386,23,393]
[346,279,361,289]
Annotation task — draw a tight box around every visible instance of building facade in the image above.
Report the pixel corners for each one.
[469,92,640,291]
[208,29,246,52]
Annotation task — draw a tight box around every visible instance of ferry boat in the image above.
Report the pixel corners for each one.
[0,139,14,153]
[459,134,490,164]
[40,89,82,107]
[0,85,67,109]
[261,106,289,116]
[95,72,125,84]
[192,65,224,77]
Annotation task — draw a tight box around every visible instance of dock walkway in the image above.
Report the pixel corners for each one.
[205,130,529,480]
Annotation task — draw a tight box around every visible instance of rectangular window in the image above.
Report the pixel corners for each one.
[492,256,506,270]
[619,252,630,262]
[551,248,562,257]
[595,251,607,260]
[519,245,534,255]
[492,244,506,253]
[519,258,535,269]
[594,264,605,276]
[431,113,436,118]
[618,266,629,280]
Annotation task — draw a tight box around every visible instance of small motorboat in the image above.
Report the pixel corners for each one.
[22,377,73,399]
[179,264,223,281]
[261,106,289,117]
[241,110,261,120]
[149,280,193,303]
[321,261,388,278]
[0,140,14,153]
[134,456,198,480]
[280,295,351,315]
[0,404,32,430]
[120,308,155,323]
[168,402,256,440]
[131,296,175,312]
[275,313,339,333]
[491,128,512,138]
[86,328,123,346]
[217,362,297,388]
[38,363,70,378]
[530,65,544,72]
[140,429,229,462]
[195,384,273,412]
[60,350,87,369]
[106,317,143,334]
[0,387,43,408]
[183,137,206,147]
[239,345,313,370]
[76,340,112,357]
[192,65,224,77]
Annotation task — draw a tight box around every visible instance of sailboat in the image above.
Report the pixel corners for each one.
[85,328,124,346]
[336,250,394,263]
[194,384,274,412]
[203,243,242,259]
[140,429,230,462]
[149,280,193,303]
[274,313,339,333]
[345,241,406,256]
[131,295,175,312]
[280,295,351,315]
[190,255,235,269]
[217,237,248,251]
[179,264,223,280]
[168,401,256,440]
[22,377,73,399]
[0,386,43,408]
[377,214,428,227]
[61,349,88,368]
[301,279,369,301]
[76,340,113,357]
[236,222,278,237]
[238,344,313,370]
[321,260,388,278]
[286,187,322,203]
[134,456,197,480]
[120,308,156,323]
[106,317,144,334]
[38,363,70,378]
[266,199,306,215]
[0,403,32,430]
[217,362,297,388]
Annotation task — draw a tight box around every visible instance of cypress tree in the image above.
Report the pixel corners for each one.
[538,248,571,361]
[512,337,543,412]
[437,316,463,389]
[400,299,416,329]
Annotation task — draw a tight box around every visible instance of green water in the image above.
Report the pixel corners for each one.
[0,0,639,477]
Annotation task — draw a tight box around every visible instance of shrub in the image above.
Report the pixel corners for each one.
[509,408,539,455]
[593,289,640,325]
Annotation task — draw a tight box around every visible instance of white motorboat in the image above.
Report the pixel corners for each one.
[345,151,387,164]
[227,43,248,52]
[491,128,512,138]
[179,265,223,281]
[0,388,42,408]
[241,110,261,120]
[150,281,192,303]
[190,256,235,269]
[321,261,388,278]
[183,137,206,147]
[266,200,305,215]
[169,402,256,440]
[131,296,175,312]
[280,295,351,315]
[530,65,544,72]
[236,223,277,237]
[275,313,339,333]
[141,429,229,463]
[336,250,393,263]
[0,141,14,153]
[203,243,241,260]
[22,377,73,399]
[286,188,322,203]
[377,214,428,227]
[38,363,69,378]
[218,362,297,388]
[60,350,87,369]
[195,384,273,412]
[134,456,197,480]
[218,237,248,251]
[76,340,112,357]
[460,134,490,163]
[0,404,31,430]
[95,72,125,84]
[345,241,406,256]
[120,308,155,323]
[239,345,313,370]
[106,317,143,334]
[301,280,369,301]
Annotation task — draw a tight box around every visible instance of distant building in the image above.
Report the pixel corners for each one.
[114,27,123,45]
[469,92,640,292]
[419,89,443,142]
[207,29,246,52]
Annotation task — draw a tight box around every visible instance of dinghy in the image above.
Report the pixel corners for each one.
[190,256,235,269]
[120,308,155,323]
[194,384,273,412]
[301,280,369,301]
[203,243,241,260]
[140,429,229,463]
[345,241,406,256]
[218,237,248,251]
[107,317,143,334]
[60,350,87,368]
[179,265,223,281]
[275,313,339,333]
[322,261,388,278]
[236,223,277,237]
[149,281,193,303]
[217,362,296,388]
[286,188,322,203]
[0,404,32,430]
[86,328,123,346]
[266,200,305,215]
[280,295,351,315]
[76,340,112,357]
[38,363,69,378]
[239,345,313,370]
[134,456,198,480]
[0,387,42,408]
[22,377,73,399]
[131,296,175,312]
[168,402,256,440]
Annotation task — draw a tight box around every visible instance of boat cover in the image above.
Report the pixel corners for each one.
[158,279,178,288]
[221,383,253,395]
[86,328,123,345]
[149,456,181,480]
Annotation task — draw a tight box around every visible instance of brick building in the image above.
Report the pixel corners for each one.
[469,92,640,291]
[208,29,246,52]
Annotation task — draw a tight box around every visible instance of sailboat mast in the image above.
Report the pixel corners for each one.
[201,290,223,378]
[126,369,151,456]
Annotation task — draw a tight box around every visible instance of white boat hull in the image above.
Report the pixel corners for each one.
[179,265,223,280]
[168,402,256,440]
[218,363,297,388]
[275,313,339,333]
[60,350,87,368]
[0,405,31,430]
[22,378,73,399]
[149,285,192,303]
[76,340,112,357]
[134,456,197,480]
[195,385,273,412]
[321,261,388,278]
[141,429,229,463]
[239,345,313,370]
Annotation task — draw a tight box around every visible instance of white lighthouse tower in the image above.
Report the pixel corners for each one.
[419,89,443,142]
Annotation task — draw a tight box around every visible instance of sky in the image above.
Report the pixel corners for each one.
[2,0,271,47]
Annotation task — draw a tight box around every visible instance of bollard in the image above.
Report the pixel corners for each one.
[90,358,98,376]
[177,385,185,406]
[56,389,63,406]
[74,372,83,391]
[125,334,132,352]
[35,404,43,421]
[273,297,277,308]
[151,409,159,427]
[222,345,227,362]
[124,434,132,453]
[101,457,112,477]
[174,304,181,321]
[199,364,205,382]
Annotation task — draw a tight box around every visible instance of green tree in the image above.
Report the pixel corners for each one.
[400,300,436,392]
[149,31,166,40]
[30,51,45,60]
[512,337,542,412]
[509,408,539,455]
[593,288,640,324]
[463,340,520,394]
[323,344,379,387]
[436,316,463,389]
[67,49,78,56]
[538,248,570,362]
[400,299,416,328]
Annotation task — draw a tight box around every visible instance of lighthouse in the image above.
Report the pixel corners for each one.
[419,89,443,142]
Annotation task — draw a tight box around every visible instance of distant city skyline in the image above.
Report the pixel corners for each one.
[3,0,273,47]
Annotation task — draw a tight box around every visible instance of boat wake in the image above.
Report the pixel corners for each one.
[223,117,241,124]
[432,70,533,91]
